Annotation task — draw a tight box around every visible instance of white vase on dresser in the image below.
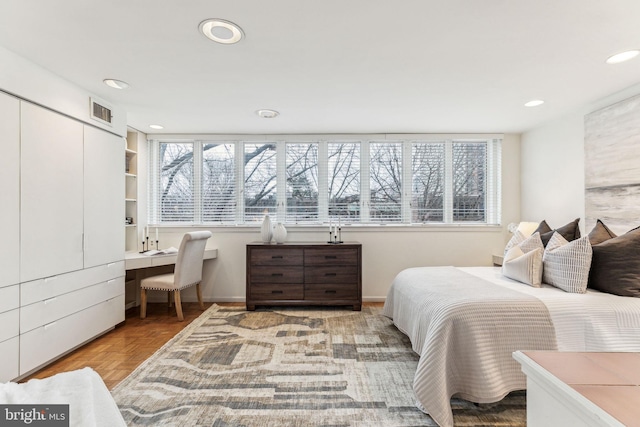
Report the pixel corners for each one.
[260,214,273,243]
[273,223,287,244]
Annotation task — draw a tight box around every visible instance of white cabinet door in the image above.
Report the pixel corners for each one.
[20,102,84,281]
[84,125,125,267]
[0,92,19,288]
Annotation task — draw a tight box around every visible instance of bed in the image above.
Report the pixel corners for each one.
[382,265,640,427]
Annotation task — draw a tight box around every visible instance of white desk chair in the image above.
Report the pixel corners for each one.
[140,231,212,321]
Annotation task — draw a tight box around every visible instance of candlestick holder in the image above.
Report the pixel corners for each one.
[327,228,344,244]
[140,239,148,253]
[155,240,159,251]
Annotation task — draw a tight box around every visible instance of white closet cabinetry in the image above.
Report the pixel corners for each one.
[20,102,84,282]
[84,125,125,268]
[0,92,20,382]
[12,100,124,379]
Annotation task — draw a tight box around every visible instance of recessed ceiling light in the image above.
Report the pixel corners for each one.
[199,19,244,44]
[524,100,544,107]
[149,124,164,130]
[256,109,279,119]
[103,79,129,89]
[606,50,640,64]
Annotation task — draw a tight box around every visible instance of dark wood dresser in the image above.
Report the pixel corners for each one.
[246,242,362,311]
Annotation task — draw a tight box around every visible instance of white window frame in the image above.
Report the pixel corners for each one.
[148,134,501,227]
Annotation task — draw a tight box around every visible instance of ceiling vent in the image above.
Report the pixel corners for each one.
[90,97,113,126]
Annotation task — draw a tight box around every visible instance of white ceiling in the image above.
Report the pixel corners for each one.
[1,0,640,135]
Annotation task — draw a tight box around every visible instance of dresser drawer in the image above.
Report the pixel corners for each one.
[250,283,304,300]
[305,265,359,284]
[250,266,303,283]
[304,248,358,266]
[250,248,303,266]
[304,283,358,301]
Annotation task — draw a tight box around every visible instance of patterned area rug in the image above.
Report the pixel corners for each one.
[112,305,525,426]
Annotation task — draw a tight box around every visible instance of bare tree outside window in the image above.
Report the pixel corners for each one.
[244,143,277,221]
[412,142,444,222]
[286,143,318,223]
[160,142,194,222]
[152,138,499,225]
[453,142,486,222]
[328,142,360,222]
[202,144,235,223]
[370,142,402,222]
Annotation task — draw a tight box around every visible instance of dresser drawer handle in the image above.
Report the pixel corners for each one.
[271,290,284,294]
[325,255,337,259]
[271,273,284,277]
[271,255,283,259]
[325,272,337,276]
[324,290,337,294]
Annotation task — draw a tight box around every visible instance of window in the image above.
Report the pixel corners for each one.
[369,142,402,222]
[411,142,444,222]
[158,142,193,222]
[202,143,235,223]
[244,143,277,222]
[149,136,501,226]
[286,143,318,223]
[328,142,360,222]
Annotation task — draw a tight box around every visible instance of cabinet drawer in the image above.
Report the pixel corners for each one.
[304,283,358,301]
[305,265,359,284]
[21,260,125,306]
[251,248,303,266]
[250,266,303,283]
[0,336,19,382]
[0,308,19,343]
[21,277,124,334]
[304,248,358,266]
[20,294,124,376]
[250,283,304,300]
[0,284,19,314]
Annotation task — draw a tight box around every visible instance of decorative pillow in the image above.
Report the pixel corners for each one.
[516,221,541,238]
[542,233,592,293]
[533,220,553,236]
[537,218,581,246]
[588,226,640,297]
[503,230,526,256]
[588,219,617,245]
[502,232,544,287]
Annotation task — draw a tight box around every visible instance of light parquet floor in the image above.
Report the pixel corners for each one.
[22,301,383,390]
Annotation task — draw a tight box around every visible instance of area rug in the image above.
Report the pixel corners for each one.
[112,304,525,426]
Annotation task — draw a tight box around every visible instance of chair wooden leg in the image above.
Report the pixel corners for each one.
[196,283,205,310]
[140,288,147,319]
[174,290,184,321]
[168,291,172,307]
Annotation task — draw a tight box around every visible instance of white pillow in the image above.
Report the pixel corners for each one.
[504,230,526,256]
[502,232,544,287]
[542,233,592,293]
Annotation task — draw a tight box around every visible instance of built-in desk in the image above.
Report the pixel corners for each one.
[514,350,640,427]
[124,249,218,309]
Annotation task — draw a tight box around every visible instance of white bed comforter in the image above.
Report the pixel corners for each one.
[383,266,640,427]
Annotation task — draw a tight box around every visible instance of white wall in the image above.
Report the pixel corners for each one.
[147,133,522,303]
[0,46,126,137]
[521,82,640,234]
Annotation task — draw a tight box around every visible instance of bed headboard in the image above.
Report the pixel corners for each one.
[584,93,640,235]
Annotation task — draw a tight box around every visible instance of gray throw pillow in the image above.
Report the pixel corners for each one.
[588,226,640,297]
[588,219,617,245]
